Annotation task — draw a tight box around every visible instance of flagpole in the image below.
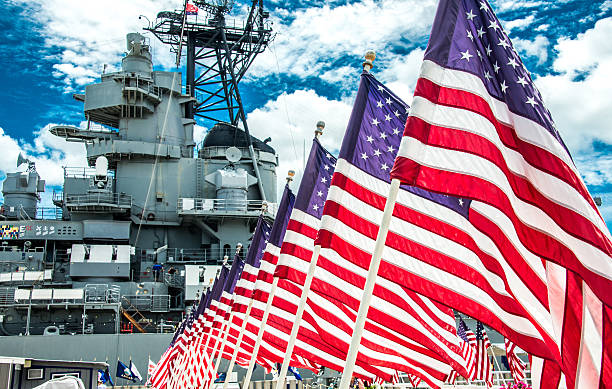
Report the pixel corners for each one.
[273,124,326,389]
[241,277,279,389]
[206,317,232,389]
[206,245,243,389]
[273,245,320,389]
[338,177,401,389]
[220,298,253,389]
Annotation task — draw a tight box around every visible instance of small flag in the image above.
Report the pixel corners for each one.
[98,367,114,386]
[215,372,227,383]
[129,360,143,382]
[504,338,526,383]
[288,366,302,381]
[117,360,135,381]
[146,358,155,385]
[186,3,198,15]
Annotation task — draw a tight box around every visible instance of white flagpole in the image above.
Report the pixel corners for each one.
[273,118,326,389]
[240,277,279,389]
[207,245,243,389]
[222,299,254,389]
[273,245,321,389]
[205,319,232,389]
[337,178,401,389]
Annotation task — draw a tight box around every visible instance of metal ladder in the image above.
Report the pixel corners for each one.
[120,296,151,333]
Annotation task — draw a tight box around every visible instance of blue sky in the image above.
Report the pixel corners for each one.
[0,0,611,226]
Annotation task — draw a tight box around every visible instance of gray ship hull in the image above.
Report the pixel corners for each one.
[0,333,278,384]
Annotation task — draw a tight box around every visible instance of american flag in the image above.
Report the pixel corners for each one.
[229,186,309,371]
[245,185,349,375]
[151,301,198,389]
[267,139,396,381]
[387,0,611,387]
[172,269,229,387]
[185,2,198,15]
[475,322,493,387]
[457,319,476,380]
[189,255,245,388]
[223,216,272,368]
[298,72,472,387]
[205,254,245,358]
[504,338,526,383]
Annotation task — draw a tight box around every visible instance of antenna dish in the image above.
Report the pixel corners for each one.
[17,153,29,168]
[225,147,242,163]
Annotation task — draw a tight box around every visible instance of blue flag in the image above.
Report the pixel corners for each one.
[116,360,135,381]
[98,367,114,386]
[288,366,302,381]
[214,372,227,383]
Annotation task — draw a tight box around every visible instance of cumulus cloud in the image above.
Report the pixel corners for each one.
[246,89,353,198]
[535,17,612,153]
[250,0,437,80]
[377,48,425,105]
[575,153,612,187]
[0,125,87,206]
[496,1,546,12]
[12,0,177,90]
[513,35,550,64]
[503,14,535,31]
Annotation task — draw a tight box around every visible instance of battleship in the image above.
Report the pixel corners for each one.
[0,0,281,382]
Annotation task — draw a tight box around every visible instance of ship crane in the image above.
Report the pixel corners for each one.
[145,0,271,200]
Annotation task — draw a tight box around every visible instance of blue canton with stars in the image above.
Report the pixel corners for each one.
[268,185,296,248]
[339,72,471,218]
[425,0,566,150]
[246,215,272,267]
[294,138,337,219]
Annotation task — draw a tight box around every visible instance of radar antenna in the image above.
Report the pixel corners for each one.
[146,0,272,200]
[146,0,271,123]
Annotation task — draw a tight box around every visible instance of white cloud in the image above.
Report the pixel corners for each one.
[496,1,545,12]
[552,17,612,76]
[320,66,356,86]
[575,154,612,187]
[601,1,612,12]
[504,14,535,31]
[13,0,177,90]
[246,90,353,198]
[193,125,208,147]
[513,35,550,64]
[0,125,87,207]
[535,17,612,153]
[378,48,425,105]
[250,0,437,80]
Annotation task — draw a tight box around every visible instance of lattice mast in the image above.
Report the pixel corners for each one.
[146,0,272,200]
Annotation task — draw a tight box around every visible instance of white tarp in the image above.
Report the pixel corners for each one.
[33,376,85,389]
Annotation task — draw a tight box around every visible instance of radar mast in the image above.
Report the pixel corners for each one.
[146,0,272,200]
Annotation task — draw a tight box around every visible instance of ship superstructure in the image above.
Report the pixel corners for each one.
[0,2,278,341]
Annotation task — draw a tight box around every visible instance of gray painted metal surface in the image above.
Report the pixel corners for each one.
[0,31,278,355]
[0,334,284,384]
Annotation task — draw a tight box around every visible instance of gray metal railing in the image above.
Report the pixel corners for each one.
[139,247,241,263]
[122,294,170,312]
[84,284,120,304]
[0,287,15,306]
[65,193,132,208]
[63,167,98,178]
[177,198,278,216]
[36,207,63,220]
